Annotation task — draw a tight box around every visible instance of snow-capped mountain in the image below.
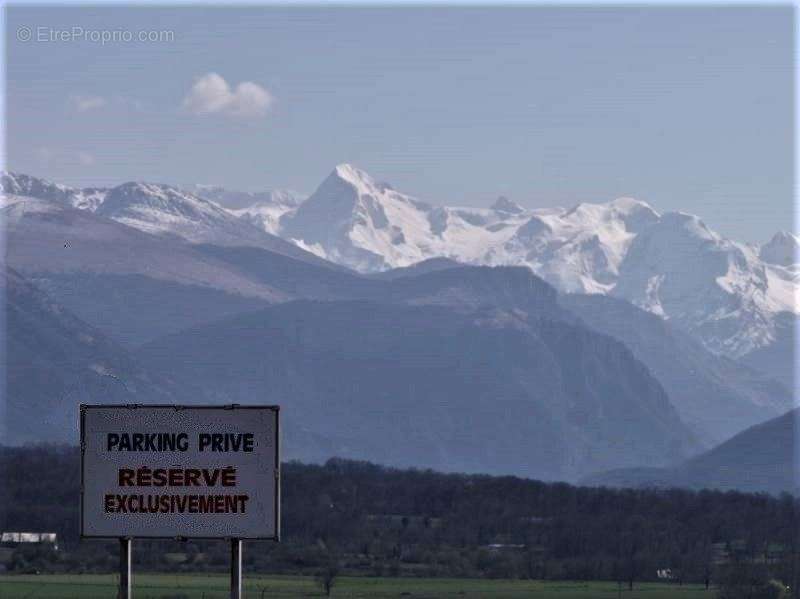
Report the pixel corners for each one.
[281,164,797,357]
[486,196,660,294]
[94,181,325,263]
[1,173,327,266]
[612,213,796,356]
[1,171,106,210]
[231,194,305,236]
[3,167,793,456]
[185,184,306,210]
[282,164,533,271]
[96,182,270,247]
[1,192,281,299]
[760,231,799,268]
[4,167,796,358]
[185,185,306,235]
[281,164,659,292]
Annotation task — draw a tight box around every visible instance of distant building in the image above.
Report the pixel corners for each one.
[656,568,675,580]
[0,532,58,550]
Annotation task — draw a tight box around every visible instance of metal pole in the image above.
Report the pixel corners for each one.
[118,538,132,599]
[230,538,243,599]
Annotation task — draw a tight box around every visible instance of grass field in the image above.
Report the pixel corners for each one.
[0,574,714,598]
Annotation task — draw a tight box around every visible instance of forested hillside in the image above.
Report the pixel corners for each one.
[2,446,798,591]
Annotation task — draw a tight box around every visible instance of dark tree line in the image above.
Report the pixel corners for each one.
[2,445,799,595]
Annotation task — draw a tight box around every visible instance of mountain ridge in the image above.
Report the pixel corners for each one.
[137,297,700,481]
[2,268,189,444]
[5,167,795,362]
[581,407,799,495]
[277,164,797,360]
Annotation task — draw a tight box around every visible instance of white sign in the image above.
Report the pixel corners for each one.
[80,405,279,540]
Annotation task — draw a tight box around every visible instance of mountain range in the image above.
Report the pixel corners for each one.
[1,172,324,265]
[279,164,797,361]
[137,298,698,480]
[582,407,799,496]
[1,167,796,488]
[8,165,791,363]
[2,253,704,479]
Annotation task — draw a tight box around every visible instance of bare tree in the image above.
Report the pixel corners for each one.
[316,555,340,597]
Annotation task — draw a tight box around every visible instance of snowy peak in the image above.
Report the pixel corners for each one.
[186,184,306,210]
[313,164,375,215]
[323,163,429,209]
[332,162,372,187]
[760,231,799,267]
[95,181,261,245]
[658,211,720,242]
[2,171,71,202]
[606,197,660,232]
[5,172,327,265]
[283,164,666,296]
[329,163,398,195]
[265,189,306,207]
[95,181,311,258]
[491,197,659,294]
[6,167,797,360]
[315,163,429,219]
[491,196,524,215]
[97,182,229,227]
[231,193,305,236]
[282,164,798,358]
[611,211,796,356]
[186,184,306,236]
[562,197,660,234]
[282,164,437,270]
[1,171,106,211]
[608,196,657,213]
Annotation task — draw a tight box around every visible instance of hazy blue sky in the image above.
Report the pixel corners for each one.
[5,5,794,242]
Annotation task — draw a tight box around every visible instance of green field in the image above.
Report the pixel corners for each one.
[0,574,713,598]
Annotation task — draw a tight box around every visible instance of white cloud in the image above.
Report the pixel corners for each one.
[182,73,273,119]
[70,95,107,112]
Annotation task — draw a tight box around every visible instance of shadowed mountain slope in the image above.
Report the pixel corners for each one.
[138,299,699,481]
[582,408,799,495]
[2,268,187,444]
[561,293,792,444]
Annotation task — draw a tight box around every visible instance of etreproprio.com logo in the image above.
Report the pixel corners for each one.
[16,26,175,44]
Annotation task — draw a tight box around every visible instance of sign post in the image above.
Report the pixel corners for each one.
[119,538,131,599]
[80,404,280,597]
[231,538,242,599]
